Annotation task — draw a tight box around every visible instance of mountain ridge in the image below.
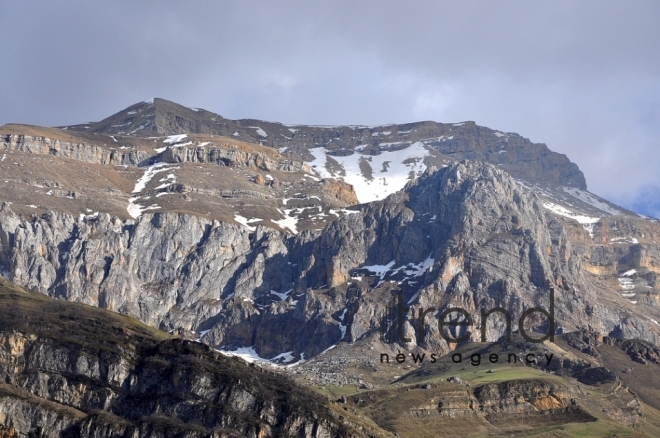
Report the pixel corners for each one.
[58,97,588,191]
[1,98,658,362]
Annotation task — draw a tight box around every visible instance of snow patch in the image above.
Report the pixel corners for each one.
[618,277,635,290]
[307,141,429,203]
[610,237,639,244]
[329,208,360,217]
[132,163,174,194]
[154,173,177,190]
[399,255,434,278]
[250,126,268,137]
[218,347,302,366]
[234,214,262,231]
[362,261,396,278]
[163,134,188,145]
[270,289,292,301]
[542,202,600,238]
[218,347,266,364]
[127,162,178,218]
[561,187,622,215]
[271,209,298,234]
[271,351,296,363]
[338,309,348,339]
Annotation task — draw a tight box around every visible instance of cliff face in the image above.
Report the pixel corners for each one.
[1,132,308,174]
[0,280,386,438]
[1,99,659,363]
[1,160,656,362]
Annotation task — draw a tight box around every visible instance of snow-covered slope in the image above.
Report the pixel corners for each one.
[307,141,430,203]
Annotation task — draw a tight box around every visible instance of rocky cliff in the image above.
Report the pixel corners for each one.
[0,279,389,437]
[1,160,658,363]
[1,99,659,365]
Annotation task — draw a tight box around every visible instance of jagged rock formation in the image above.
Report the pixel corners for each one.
[1,159,658,362]
[0,279,388,438]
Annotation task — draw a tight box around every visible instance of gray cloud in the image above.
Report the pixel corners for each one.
[2,0,659,214]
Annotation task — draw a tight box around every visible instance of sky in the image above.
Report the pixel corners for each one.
[2,1,659,217]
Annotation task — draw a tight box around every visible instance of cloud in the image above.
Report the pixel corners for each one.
[630,186,660,219]
[2,0,659,214]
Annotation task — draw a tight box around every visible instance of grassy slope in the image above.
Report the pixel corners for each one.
[304,335,660,437]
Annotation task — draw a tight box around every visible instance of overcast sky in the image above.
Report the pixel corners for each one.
[2,1,659,217]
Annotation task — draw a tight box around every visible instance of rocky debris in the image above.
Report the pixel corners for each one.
[254,174,267,185]
[446,376,463,384]
[573,366,617,385]
[607,337,660,365]
[321,179,359,205]
[564,330,603,358]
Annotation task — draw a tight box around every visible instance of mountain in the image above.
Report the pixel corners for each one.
[2,98,660,436]
[61,97,588,196]
[0,277,389,437]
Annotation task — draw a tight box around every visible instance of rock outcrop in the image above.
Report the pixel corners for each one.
[0,280,386,438]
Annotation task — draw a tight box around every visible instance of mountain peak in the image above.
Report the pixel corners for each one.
[62,97,228,136]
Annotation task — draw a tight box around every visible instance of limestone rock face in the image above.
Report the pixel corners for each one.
[1,160,658,361]
[3,133,150,166]
[0,283,376,438]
